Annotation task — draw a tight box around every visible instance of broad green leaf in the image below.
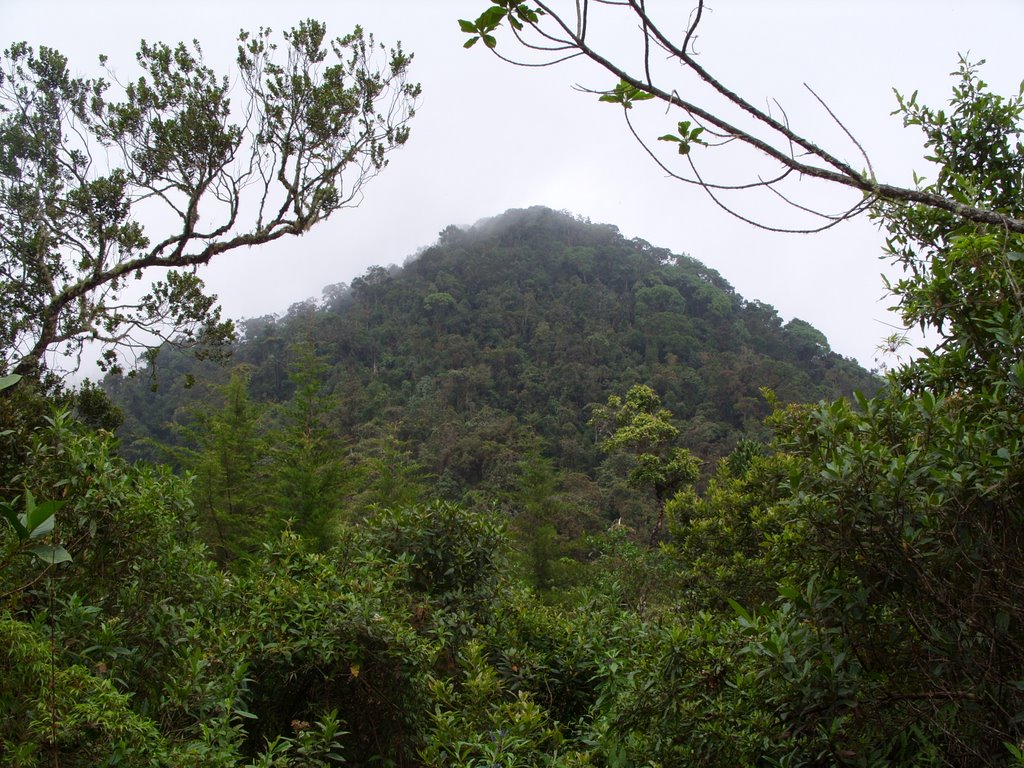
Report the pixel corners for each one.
[0,373,21,392]
[727,597,753,624]
[949,186,971,204]
[28,514,55,538]
[22,494,65,535]
[30,543,72,565]
[458,19,477,33]
[477,5,508,30]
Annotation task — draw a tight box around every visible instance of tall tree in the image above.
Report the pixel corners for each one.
[590,384,699,542]
[266,341,349,547]
[664,63,1024,764]
[179,367,272,561]
[0,20,419,376]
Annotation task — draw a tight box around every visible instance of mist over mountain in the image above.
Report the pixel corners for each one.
[106,206,878,524]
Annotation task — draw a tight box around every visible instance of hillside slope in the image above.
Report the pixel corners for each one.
[107,206,878,523]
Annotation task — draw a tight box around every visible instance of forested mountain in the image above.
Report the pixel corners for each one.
[107,206,876,527]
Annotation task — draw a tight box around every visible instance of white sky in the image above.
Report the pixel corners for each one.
[2,0,1021,372]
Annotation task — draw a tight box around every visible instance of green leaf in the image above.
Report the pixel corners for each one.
[30,543,72,565]
[22,493,65,536]
[727,597,753,624]
[777,584,801,601]
[949,186,971,204]
[919,389,935,414]
[477,5,508,30]
[21,490,43,530]
[482,34,497,49]
[458,19,478,34]
[0,373,21,392]
[1,500,30,540]
[28,514,55,538]
[516,5,540,23]
[463,37,479,49]
[598,81,655,109]
[658,134,681,142]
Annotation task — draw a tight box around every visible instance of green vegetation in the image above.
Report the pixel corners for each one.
[2,22,1023,768]
[108,204,877,541]
[0,22,418,378]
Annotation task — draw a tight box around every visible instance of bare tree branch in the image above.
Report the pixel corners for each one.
[457,1,1024,235]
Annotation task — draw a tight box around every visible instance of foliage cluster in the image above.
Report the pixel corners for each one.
[0,21,419,377]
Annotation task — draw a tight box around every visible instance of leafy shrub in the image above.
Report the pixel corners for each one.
[364,500,508,609]
[233,531,437,764]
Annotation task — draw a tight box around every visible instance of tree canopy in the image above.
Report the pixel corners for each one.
[0,20,419,377]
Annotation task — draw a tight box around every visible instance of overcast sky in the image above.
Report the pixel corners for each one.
[2,0,1021,372]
